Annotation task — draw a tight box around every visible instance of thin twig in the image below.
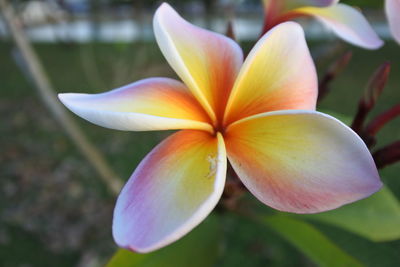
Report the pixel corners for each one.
[351,62,391,133]
[317,51,352,103]
[373,141,400,169]
[0,0,122,196]
[365,104,400,136]
[225,20,236,41]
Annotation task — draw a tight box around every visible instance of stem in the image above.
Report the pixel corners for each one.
[221,163,246,209]
[363,62,391,108]
[351,102,369,134]
[0,0,122,196]
[351,63,390,134]
[373,141,400,169]
[318,51,352,103]
[365,104,400,136]
[225,20,235,41]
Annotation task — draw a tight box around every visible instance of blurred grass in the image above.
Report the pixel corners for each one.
[0,40,399,266]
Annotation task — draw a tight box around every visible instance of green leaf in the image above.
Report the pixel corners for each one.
[303,186,400,241]
[107,250,148,267]
[312,223,400,267]
[106,216,221,267]
[263,215,363,267]
[341,0,383,8]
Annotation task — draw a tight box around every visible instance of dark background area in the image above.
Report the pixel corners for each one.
[1,0,399,266]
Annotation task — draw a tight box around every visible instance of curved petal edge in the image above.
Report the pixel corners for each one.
[58,78,213,132]
[294,4,384,49]
[154,3,243,123]
[225,110,382,214]
[386,0,400,44]
[113,130,227,253]
[263,0,338,13]
[224,22,317,125]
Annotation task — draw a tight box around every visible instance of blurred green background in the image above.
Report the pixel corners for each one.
[1,0,399,266]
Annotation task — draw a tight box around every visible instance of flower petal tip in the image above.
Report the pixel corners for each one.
[58,92,70,102]
[58,93,84,110]
[226,110,383,214]
[58,78,214,132]
[366,38,384,50]
[112,131,226,253]
[112,232,162,254]
[153,2,243,123]
[270,21,305,36]
[155,2,173,17]
[386,0,400,44]
[294,4,384,50]
[224,21,317,124]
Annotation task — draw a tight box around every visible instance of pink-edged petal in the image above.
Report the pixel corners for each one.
[294,0,339,7]
[386,0,400,44]
[59,78,212,132]
[263,0,338,11]
[262,0,339,32]
[293,4,383,49]
[113,130,226,253]
[224,22,317,126]
[225,110,382,214]
[154,3,243,123]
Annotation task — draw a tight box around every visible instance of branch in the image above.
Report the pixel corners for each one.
[365,104,400,136]
[0,0,122,196]
[351,62,391,133]
[373,141,400,169]
[318,51,352,103]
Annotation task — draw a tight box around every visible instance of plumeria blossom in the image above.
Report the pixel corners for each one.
[262,0,383,49]
[385,0,400,44]
[58,3,382,253]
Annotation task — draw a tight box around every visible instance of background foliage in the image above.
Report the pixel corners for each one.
[1,0,399,266]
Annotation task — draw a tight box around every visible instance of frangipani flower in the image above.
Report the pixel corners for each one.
[262,0,383,49]
[58,3,382,253]
[385,0,400,44]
